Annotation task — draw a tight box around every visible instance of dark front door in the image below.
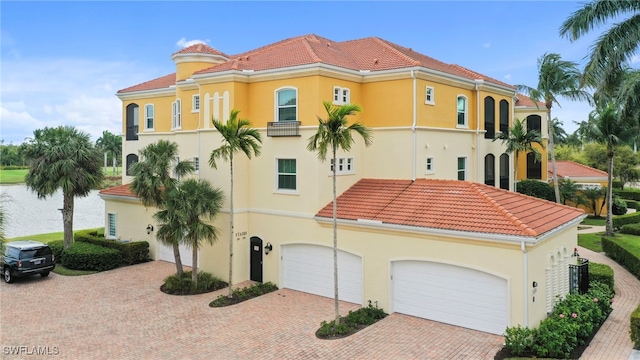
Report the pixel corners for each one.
[250,237,263,282]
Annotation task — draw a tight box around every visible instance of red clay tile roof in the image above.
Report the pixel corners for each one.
[99,184,137,198]
[117,73,175,94]
[550,161,608,179]
[316,178,584,238]
[172,43,229,58]
[515,93,545,108]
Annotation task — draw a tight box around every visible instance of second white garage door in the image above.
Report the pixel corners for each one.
[159,242,196,268]
[281,244,362,304]
[392,260,508,335]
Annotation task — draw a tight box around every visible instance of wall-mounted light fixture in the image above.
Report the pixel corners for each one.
[572,247,580,258]
[146,224,154,234]
[264,242,273,255]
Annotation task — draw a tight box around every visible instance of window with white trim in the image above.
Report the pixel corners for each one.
[144,104,154,130]
[276,159,297,191]
[330,157,354,175]
[457,157,466,180]
[107,213,117,239]
[192,95,200,112]
[333,86,351,105]
[457,95,468,127]
[425,86,435,105]
[426,157,434,174]
[172,99,182,129]
[276,88,297,121]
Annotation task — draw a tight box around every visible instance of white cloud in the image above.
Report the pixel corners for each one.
[504,74,512,80]
[483,42,491,49]
[176,37,207,48]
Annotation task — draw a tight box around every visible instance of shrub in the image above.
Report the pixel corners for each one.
[625,199,639,210]
[504,325,534,356]
[162,271,226,295]
[603,237,640,278]
[75,229,149,265]
[316,300,388,339]
[48,240,64,262]
[61,242,122,271]
[516,180,555,202]
[344,301,387,326]
[587,281,614,317]
[615,188,640,201]
[612,212,640,230]
[0,165,28,170]
[620,223,640,236]
[631,304,640,349]
[531,316,579,359]
[589,262,615,293]
[209,282,278,306]
[612,195,628,215]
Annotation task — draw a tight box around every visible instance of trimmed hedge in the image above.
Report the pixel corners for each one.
[74,229,149,265]
[0,165,28,170]
[602,236,640,279]
[620,223,640,236]
[625,199,639,210]
[61,242,122,271]
[613,212,640,230]
[589,262,615,292]
[48,240,64,262]
[615,188,640,201]
[516,180,555,202]
[632,304,640,349]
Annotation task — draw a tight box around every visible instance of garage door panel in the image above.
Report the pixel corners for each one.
[282,244,362,304]
[393,261,508,335]
[159,243,194,267]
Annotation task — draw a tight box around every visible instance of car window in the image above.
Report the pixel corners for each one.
[19,247,51,259]
[6,247,20,259]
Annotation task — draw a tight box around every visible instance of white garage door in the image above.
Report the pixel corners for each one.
[159,243,196,268]
[392,261,508,335]
[281,244,362,304]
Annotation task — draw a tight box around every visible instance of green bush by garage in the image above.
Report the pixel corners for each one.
[74,229,149,265]
[61,242,122,271]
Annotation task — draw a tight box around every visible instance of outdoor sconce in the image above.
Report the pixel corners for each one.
[572,247,580,258]
[146,224,154,234]
[264,242,273,255]
[532,281,538,288]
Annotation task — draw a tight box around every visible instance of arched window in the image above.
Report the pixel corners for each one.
[499,100,509,134]
[484,97,495,139]
[275,87,297,121]
[526,115,542,134]
[126,103,139,141]
[527,152,542,179]
[499,153,509,190]
[457,95,468,127]
[485,154,495,186]
[126,154,139,176]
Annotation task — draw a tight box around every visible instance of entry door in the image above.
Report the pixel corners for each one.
[250,237,263,282]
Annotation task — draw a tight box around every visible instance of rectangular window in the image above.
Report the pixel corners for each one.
[277,89,297,121]
[346,158,353,172]
[329,157,354,175]
[144,104,154,130]
[192,95,200,112]
[193,157,200,172]
[172,99,182,129]
[425,86,435,105]
[332,86,350,105]
[457,96,467,127]
[426,157,434,174]
[457,157,466,181]
[277,159,296,190]
[107,213,117,239]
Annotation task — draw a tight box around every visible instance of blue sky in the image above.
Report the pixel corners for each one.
[2,1,638,144]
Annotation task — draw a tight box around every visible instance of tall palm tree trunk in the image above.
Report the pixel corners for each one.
[548,107,561,203]
[228,154,234,296]
[332,147,340,324]
[605,153,615,236]
[112,153,117,175]
[514,153,519,192]
[192,245,198,285]
[62,192,74,249]
[172,242,184,277]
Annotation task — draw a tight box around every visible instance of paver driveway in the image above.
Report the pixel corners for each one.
[0,261,503,359]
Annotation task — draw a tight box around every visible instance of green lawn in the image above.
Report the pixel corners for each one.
[578,232,604,252]
[581,216,606,226]
[0,168,29,184]
[610,233,640,255]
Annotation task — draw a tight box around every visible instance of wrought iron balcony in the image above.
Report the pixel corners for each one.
[126,125,138,141]
[267,121,300,137]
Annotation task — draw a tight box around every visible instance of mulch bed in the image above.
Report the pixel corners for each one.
[160,281,227,296]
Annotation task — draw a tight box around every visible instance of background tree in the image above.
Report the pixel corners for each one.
[551,118,569,145]
[493,118,544,192]
[612,146,640,189]
[96,130,122,175]
[156,178,224,285]
[582,187,606,217]
[209,109,262,297]
[558,179,588,207]
[0,202,6,254]
[24,126,104,249]
[516,53,592,203]
[308,101,372,323]
[129,140,194,276]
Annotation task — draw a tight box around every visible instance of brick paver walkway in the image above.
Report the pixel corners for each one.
[578,246,640,360]
[0,261,503,359]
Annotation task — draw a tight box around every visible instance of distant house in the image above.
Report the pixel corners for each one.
[550,160,609,214]
[100,34,584,335]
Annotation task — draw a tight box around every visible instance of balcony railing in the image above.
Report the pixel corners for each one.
[267,121,300,137]
[126,125,139,141]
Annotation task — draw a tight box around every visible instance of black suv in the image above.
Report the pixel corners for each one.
[2,240,55,283]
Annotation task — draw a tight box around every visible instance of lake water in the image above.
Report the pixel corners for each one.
[1,184,105,238]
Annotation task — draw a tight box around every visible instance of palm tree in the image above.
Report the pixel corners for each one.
[24,126,104,249]
[583,187,606,217]
[129,140,194,276]
[584,103,636,235]
[156,178,224,286]
[209,109,262,296]
[551,118,569,145]
[516,53,592,203]
[307,101,372,324]
[493,118,544,192]
[96,130,122,175]
[558,179,588,207]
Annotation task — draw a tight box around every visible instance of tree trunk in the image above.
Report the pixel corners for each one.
[332,147,340,324]
[548,107,561,203]
[172,241,184,277]
[514,153,519,192]
[228,154,234,297]
[103,152,108,169]
[192,245,198,286]
[62,192,74,249]
[605,153,615,236]
[112,154,117,176]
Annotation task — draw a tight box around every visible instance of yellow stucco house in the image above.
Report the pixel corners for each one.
[100,34,584,335]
